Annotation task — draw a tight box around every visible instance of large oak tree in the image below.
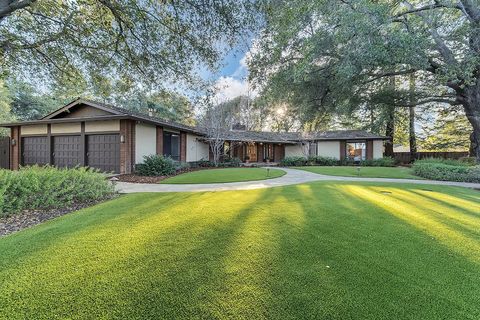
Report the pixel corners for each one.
[0,0,256,90]
[250,0,480,162]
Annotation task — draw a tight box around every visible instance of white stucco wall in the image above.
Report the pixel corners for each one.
[316,141,340,159]
[135,123,157,164]
[186,134,209,162]
[85,120,120,133]
[285,144,308,157]
[373,140,384,159]
[51,122,81,134]
[21,124,48,135]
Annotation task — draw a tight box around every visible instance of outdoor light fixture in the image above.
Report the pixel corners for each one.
[120,135,125,143]
[11,139,16,146]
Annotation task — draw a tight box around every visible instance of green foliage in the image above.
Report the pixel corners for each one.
[135,155,178,177]
[414,158,471,167]
[7,79,60,120]
[280,156,308,166]
[360,157,396,167]
[307,156,338,166]
[412,162,480,183]
[1,1,258,92]
[282,156,395,167]
[0,166,114,216]
[191,157,242,168]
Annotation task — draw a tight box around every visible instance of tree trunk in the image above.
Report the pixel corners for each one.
[463,80,480,163]
[409,74,417,161]
[384,105,395,157]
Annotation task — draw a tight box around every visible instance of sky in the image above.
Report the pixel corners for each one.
[205,45,254,102]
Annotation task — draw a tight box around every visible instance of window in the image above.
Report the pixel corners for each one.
[346,141,366,161]
[263,143,273,161]
[163,132,180,160]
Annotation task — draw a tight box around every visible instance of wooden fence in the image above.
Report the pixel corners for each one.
[393,151,470,164]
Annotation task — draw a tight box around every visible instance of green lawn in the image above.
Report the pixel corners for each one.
[295,166,420,179]
[1,182,479,319]
[160,167,285,184]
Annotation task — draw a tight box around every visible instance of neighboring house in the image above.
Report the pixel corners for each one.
[0,98,388,174]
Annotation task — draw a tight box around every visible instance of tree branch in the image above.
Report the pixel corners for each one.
[0,0,36,20]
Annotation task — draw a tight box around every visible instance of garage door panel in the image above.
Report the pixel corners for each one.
[53,135,82,168]
[87,134,120,173]
[22,137,49,166]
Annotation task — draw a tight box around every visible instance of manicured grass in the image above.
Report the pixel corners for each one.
[295,165,420,179]
[160,167,286,184]
[1,182,479,319]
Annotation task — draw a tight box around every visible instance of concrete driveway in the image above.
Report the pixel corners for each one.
[115,167,480,193]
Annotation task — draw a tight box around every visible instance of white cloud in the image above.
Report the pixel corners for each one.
[213,76,252,101]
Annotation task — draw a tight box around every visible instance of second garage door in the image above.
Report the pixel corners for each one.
[53,135,82,168]
[87,134,120,173]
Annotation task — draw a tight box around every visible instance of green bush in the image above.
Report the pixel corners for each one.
[281,156,308,166]
[415,158,470,166]
[307,156,338,166]
[360,157,396,167]
[412,162,480,183]
[0,166,115,217]
[136,155,177,176]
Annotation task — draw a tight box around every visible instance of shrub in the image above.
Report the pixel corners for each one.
[307,156,338,166]
[360,157,396,167]
[415,158,470,166]
[281,156,308,166]
[136,155,177,176]
[458,157,477,166]
[0,166,115,217]
[412,162,480,183]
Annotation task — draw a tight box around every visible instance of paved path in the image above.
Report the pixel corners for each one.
[116,168,480,193]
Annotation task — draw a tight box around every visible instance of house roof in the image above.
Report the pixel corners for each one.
[0,98,388,142]
[213,129,387,143]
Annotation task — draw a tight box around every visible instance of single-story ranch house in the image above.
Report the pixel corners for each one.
[0,98,388,174]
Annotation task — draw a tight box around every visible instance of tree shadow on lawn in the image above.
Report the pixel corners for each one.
[269,183,480,319]
[1,183,480,319]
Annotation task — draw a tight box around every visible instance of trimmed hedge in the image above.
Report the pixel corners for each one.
[191,157,242,168]
[135,155,178,176]
[0,166,115,217]
[412,162,480,183]
[281,156,395,167]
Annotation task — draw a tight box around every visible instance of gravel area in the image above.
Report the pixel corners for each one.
[0,196,117,237]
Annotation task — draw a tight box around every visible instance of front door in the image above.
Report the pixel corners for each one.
[247,143,257,162]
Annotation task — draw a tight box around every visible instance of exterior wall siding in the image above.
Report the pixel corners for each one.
[21,125,47,135]
[186,134,209,162]
[85,120,120,132]
[316,141,340,159]
[373,140,384,159]
[285,144,307,157]
[51,122,81,134]
[135,122,156,164]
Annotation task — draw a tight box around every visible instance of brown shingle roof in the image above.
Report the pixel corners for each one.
[1,98,388,142]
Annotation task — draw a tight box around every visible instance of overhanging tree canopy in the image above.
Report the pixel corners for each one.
[0,0,256,90]
[250,0,480,161]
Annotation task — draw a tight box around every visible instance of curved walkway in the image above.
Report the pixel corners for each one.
[116,167,480,193]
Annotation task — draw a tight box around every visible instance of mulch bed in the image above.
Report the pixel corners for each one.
[0,196,118,237]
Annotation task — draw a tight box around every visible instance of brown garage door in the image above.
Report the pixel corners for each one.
[87,134,120,173]
[53,135,82,168]
[22,136,49,166]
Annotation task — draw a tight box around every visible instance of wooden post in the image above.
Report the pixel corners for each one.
[180,132,187,162]
[10,126,21,170]
[80,122,86,166]
[156,126,163,155]
[340,141,346,161]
